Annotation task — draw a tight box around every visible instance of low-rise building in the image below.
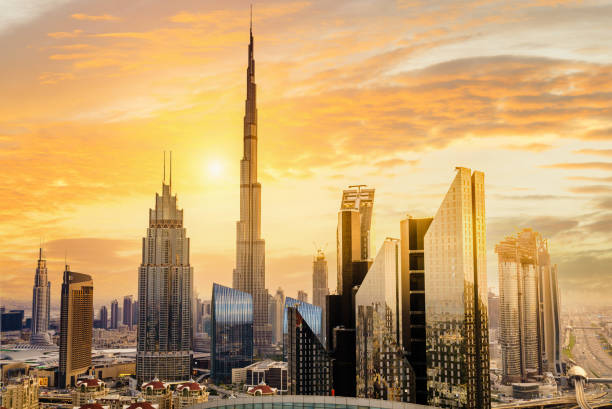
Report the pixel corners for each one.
[140,380,171,409]
[173,382,208,409]
[246,385,277,396]
[1,376,39,409]
[71,379,108,406]
[97,395,138,409]
[243,361,287,394]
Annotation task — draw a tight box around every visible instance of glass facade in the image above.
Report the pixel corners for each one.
[287,307,332,395]
[283,297,322,340]
[355,239,413,402]
[424,167,490,409]
[212,283,253,383]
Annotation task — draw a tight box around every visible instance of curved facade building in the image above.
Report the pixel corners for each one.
[212,283,253,383]
[283,297,322,339]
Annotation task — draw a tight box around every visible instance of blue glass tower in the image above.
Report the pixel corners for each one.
[283,297,322,339]
[211,283,253,383]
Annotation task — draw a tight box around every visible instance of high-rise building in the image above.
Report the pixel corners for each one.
[537,239,562,375]
[211,283,253,383]
[283,297,322,342]
[99,306,108,330]
[424,167,490,409]
[31,248,52,346]
[110,300,119,330]
[287,307,331,396]
[312,250,329,344]
[297,291,308,303]
[132,300,139,326]
[496,230,539,383]
[123,295,133,330]
[488,291,499,331]
[136,161,193,383]
[270,288,285,345]
[232,20,271,353]
[355,238,413,402]
[59,266,93,388]
[400,216,432,405]
[326,185,374,397]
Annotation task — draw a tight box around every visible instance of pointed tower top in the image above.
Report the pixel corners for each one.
[250,4,253,35]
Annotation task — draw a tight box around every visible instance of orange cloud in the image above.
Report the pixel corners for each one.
[71,13,120,21]
[48,29,83,39]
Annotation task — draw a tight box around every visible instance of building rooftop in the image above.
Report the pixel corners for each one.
[125,403,157,409]
[247,385,277,396]
[176,382,204,392]
[244,360,287,370]
[142,379,169,390]
[76,378,104,388]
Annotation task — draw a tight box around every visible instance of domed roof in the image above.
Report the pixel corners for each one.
[567,366,588,379]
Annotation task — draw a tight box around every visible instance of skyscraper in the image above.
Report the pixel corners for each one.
[270,288,285,345]
[287,307,331,396]
[211,283,253,383]
[31,247,52,346]
[340,186,375,261]
[99,306,108,330]
[136,159,193,383]
[59,265,93,388]
[312,250,328,344]
[355,238,413,402]
[400,216,432,405]
[123,295,133,330]
[233,19,271,352]
[538,240,562,375]
[496,229,540,383]
[297,291,308,303]
[110,299,119,329]
[425,167,490,409]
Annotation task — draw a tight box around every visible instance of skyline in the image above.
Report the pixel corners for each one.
[1,0,611,308]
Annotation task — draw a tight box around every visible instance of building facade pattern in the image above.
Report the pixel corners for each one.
[424,167,490,409]
[211,283,253,383]
[355,239,413,402]
[137,180,193,383]
[312,251,329,344]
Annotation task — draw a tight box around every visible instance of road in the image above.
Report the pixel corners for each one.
[572,317,612,378]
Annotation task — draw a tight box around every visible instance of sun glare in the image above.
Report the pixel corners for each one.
[208,160,223,179]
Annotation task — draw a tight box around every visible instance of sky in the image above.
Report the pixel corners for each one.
[0,0,611,312]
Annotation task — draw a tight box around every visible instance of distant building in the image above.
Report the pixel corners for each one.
[110,300,119,330]
[356,238,412,402]
[59,266,93,388]
[31,248,51,346]
[286,307,331,396]
[98,306,108,330]
[283,297,322,342]
[269,288,284,345]
[297,291,308,303]
[424,167,490,409]
[71,378,108,406]
[1,310,24,332]
[399,215,432,405]
[0,376,39,409]
[123,296,133,330]
[312,250,328,344]
[488,292,499,331]
[136,163,193,383]
[173,381,208,409]
[537,240,562,375]
[141,380,171,409]
[132,300,139,326]
[211,283,253,383]
[242,360,288,393]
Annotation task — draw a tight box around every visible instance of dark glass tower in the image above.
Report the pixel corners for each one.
[400,216,432,404]
[287,307,332,396]
[211,283,253,383]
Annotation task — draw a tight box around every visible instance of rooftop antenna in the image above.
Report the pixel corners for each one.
[250,4,253,34]
[169,150,172,191]
[163,151,166,184]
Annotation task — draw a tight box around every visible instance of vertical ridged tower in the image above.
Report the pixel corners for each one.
[31,247,52,346]
[233,20,271,350]
[137,162,193,383]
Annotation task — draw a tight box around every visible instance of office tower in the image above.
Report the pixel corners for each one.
[110,300,119,329]
[312,250,329,344]
[1,309,24,332]
[31,248,52,346]
[355,238,412,402]
[488,291,499,331]
[287,306,331,395]
[59,266,93,388]
[132,300,139,326]
[1,376,39,409]
[211,283,253,383]
[123,295,133,330]
[137,160,193,383]
[340,186,375,261]
[424,167,490,409]
[538,240,562,375]
[297,291,308,303]
[270,288,285,344]
[283,297,322,343]
[326,185,374,397]
[400,216,432,405]
[99,306,108,330]
[232,20,271,352]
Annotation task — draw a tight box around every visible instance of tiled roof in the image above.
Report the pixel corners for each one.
[176,382,204,392]
[76,379,103,388]
[247,385,277,395]
[124,402,157,409]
